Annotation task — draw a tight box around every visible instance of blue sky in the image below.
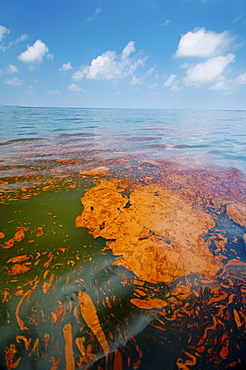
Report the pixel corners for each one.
[0,0,246,109]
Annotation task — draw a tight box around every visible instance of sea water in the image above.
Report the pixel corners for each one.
[0,106,246,370]
[1,107,246,171]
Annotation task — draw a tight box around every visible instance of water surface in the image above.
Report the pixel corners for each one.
[0,107,246,370]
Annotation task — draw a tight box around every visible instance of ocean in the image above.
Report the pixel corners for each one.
[0,106,246,369]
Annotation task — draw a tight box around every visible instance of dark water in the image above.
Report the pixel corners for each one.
[0,107,246,370]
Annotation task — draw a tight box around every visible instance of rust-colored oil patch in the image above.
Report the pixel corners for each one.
[7,255,30,264]
[36,227,44,237]
[3,227,28,249]
[113,349,123,370]
[76,179,223,284]
[226,202,246,227]
[4,344,21,370]
[78,291,110,364]
[63,323,75,370]
[130,298,168,309]
[10,264,30,275]
[50,356,61,370]
[79,166,110,175]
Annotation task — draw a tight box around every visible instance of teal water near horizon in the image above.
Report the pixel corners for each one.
[1,106,246,173]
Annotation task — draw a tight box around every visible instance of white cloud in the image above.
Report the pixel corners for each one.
[171,84,182,92]
[130,75,144,85]
[72,41,145,81]
[236,72,246,85]
[18,40,49,63]
[146,67,155,75]
[180,63,189,69]
[5,77,22,85]
[175,27,234,58]
[209,72,246,91]
[6,64,19,74]
[161,20,170,26]
[68,83,82,91]
[0,25,9,42]
[164,74,177,87]
[183,53,235,86]
[47,90,61,95]
[85,50,118,79]
[59,62,73,71]
[164,74,182,91]
[0,31,28,52]
[72,70,83,80]
[148,83,158,88]
[15,34,28,44]
[209,80,228,91]
[46,53,54,60]
[121,41,135,60]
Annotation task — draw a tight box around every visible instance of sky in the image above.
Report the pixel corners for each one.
[0,0,246,109]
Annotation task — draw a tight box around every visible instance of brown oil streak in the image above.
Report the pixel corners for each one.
[78,291,110,365]
[15,277,39,330]
[16,335,31,350]
[63,323,75,370]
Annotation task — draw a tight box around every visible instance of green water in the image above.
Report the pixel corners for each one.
[0,180,149,370]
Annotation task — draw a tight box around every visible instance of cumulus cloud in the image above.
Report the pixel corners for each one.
[18,40,49,63]
[0,25,9,42]
[164,74,182,91]
[5,77,22,85]
[68,83,82,91]
[72,41,145,81]
[72,70,83,80]
[59,62,73,71]
[175,27,234,58]
[183,53,235,86]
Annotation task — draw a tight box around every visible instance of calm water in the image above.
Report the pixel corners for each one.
[0,107,246,370]
[1,106,246,172]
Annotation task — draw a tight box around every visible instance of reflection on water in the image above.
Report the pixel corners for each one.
[0,107,246,369]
